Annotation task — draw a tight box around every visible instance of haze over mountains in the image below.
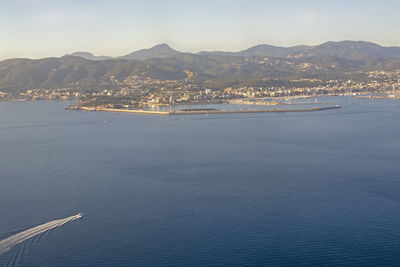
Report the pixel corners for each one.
[66,41,400,61]
[1,41,400,93]
[68,52,113,61]
[68,43,181,60]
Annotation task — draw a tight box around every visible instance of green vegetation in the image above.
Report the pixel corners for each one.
[78,95,140,107]
[1,41,400,95]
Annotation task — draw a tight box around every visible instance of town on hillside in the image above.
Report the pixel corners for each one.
[1,70,400,109]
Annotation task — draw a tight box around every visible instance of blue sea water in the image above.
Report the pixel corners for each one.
[0,97,400,266]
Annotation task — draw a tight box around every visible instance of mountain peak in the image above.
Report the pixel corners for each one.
[320,40,382,48]
[67,51,112,60]
[120,44,181,60]
[70,51,95,57]
[153,43,172,49]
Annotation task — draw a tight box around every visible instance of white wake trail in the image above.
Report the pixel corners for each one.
[0,213,83,255]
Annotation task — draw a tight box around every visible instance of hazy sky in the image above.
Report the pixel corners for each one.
[1,0,400,60]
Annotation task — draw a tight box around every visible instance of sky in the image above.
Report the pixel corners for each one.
[1,0,400,60]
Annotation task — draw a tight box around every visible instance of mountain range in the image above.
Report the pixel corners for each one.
[65,41,400,61]
[1,41,400,93]
[67,43,181,60]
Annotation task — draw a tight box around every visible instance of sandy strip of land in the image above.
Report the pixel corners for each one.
[79,105,341,115]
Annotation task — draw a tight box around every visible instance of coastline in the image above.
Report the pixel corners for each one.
[66,105,341,115]
[355,95,400,100]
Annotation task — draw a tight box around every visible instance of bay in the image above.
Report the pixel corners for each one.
[0,97,400,266]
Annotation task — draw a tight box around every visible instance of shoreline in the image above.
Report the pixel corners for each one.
[355,95,400,100]
[66,105,341,115]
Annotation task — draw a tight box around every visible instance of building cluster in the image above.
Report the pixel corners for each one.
[0,88,78,101]
[80,75,217,107]
[2,70,400,106]
[224,70,400,98]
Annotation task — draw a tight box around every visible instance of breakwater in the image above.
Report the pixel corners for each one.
[67,105,341,115]
[355,95,400,99]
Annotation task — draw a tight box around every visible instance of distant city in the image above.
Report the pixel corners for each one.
[1,41,400,109]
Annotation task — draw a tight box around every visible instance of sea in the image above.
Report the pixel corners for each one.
[0,96,399,266]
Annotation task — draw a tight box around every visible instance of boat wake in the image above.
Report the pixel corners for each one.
[0,213,83,256]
